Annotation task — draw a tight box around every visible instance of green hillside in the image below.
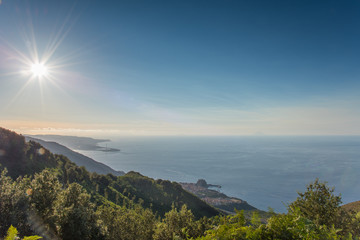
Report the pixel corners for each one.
[0,127,219,219]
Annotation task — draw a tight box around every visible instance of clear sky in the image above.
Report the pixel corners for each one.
[0,0,359,136]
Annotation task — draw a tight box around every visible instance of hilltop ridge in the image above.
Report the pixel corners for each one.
[25,136,125,176]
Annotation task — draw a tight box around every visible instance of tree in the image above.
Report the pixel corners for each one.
[289,178,360,237]
[52,183,103,240]
[0,169,31,236]
[153,204,204,240]
[97,203,156,240]
[29,170,62,220]
[289,178,341,227]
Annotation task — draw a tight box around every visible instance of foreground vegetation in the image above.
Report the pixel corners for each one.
[1,127,360,239]
[198,179,360,240]
[2,167,360,239]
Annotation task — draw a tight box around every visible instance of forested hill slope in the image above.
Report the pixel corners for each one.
[25,136,125,176]
[0,127,219,219]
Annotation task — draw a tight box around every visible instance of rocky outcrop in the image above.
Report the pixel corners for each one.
[180,180,257,213]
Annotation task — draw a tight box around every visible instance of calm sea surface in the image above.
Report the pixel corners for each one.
[77,136,360,212]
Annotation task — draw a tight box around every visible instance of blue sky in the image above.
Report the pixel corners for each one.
[0,0,359,136]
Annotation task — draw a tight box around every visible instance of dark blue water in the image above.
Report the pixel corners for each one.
[77,136,360,212]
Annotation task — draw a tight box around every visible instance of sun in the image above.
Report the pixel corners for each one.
[30,63,48,78]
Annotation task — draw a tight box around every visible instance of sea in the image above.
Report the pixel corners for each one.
[76,136,360,213]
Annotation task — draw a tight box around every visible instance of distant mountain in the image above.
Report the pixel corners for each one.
[25,136,125,176]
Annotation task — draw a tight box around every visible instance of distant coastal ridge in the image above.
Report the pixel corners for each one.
[28,134,121,152]
[25,136,125,176]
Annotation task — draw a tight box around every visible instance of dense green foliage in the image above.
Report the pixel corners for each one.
[97,203,156,240]
[0,168,212,239]
[0,169,31,236]
[1,127,360,239]
[153,205,210,240]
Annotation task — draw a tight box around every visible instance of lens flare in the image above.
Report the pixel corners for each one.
[37,147,46,155]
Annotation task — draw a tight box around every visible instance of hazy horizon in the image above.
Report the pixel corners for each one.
[23,132,360,142]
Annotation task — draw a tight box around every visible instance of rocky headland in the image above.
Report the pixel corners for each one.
[180,179,257,214]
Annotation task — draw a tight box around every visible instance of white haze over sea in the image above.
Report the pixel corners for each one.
[77,136,360,212]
